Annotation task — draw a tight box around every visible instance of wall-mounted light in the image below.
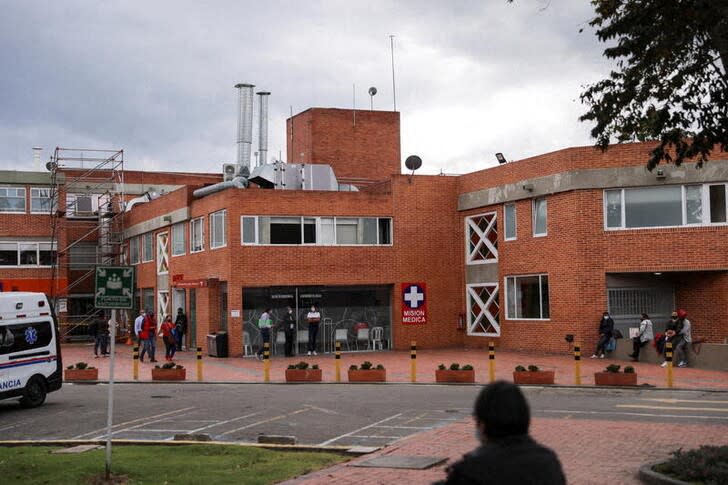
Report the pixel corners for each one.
[162,215,172,223]
[656,169,666,179]
[522,183,534,192]
[495,153,507,164]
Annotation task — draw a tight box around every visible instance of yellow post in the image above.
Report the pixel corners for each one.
[410,340,417,383]
[335,342,341,382]
[263,342,270,382]
[196,346,203,382]
[488,341,496,383]
[574,344,581,386]
[666,341,673,388]
[132,345,139,380]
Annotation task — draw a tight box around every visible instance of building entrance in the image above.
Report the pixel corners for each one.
[242,285,392,356]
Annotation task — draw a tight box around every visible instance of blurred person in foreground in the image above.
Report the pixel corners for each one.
[437,381,566,485]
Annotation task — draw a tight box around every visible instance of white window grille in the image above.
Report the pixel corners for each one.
[156,232,169,274]
[466,283,500,336]
[158,290,170,322]
[465,212,498,264]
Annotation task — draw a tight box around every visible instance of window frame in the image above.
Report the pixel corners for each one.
[190,217,205,253]
[504,273,550,321]
[30,187,54,214]
[239,216,393,246]
[171,223,186,256]
[532,197,548,237]
[210,210,227,249]
[504,203,517,241]
[0,186,27,213]
[141,232,154,262]
[0,241,56,268]
[129,236,140,265]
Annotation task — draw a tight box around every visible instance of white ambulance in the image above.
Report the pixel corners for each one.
[0,292,62,407]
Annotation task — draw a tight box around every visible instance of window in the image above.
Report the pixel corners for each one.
[142,288,155,314]
[505,274,550,320]
[0,321,52,355]
[141,233,153,262]
[0,187,26,212]
[241,216,393,246]
[30,187,54,213]
[605,183,728,229]
[504,204,516,240]
[172,223,185,256]
[66,193,98,218]
[69,242,97,269]
[129,236,140,264]
[533,198,547,236]
[0,241,56,267]
[190,217,204,252]
[465,212,498,264]
[157,232,169,274]
[210,210,227,249]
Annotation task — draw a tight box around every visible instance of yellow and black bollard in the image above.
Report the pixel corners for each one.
[574,344,581,386]
[410,340,417,383]
[488,341,496,382]
[263,342,270,382]
[335,342,341,382]
[132,345,139,380]
[196,346,203,382]
[665,341,673,388]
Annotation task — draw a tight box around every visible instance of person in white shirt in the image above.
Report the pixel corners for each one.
[256,308,273,361]
[134,309,145,345]
[629,313,653,362]
[306,305,321,356]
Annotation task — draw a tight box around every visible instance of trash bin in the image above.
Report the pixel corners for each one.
[207,331,228,358]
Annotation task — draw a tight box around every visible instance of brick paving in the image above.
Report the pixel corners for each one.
[62,343,728,389]
[62,343,728,484]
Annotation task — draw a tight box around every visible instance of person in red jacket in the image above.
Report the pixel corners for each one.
[139,310,158,363]
[160,315,177,361]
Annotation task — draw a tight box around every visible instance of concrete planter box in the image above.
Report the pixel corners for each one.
[639,461,691,485]
[435,369,475,383]
[348,369,386,382]
[64,368,99,381]
[151,368,186,381]
[513,370,555,385]
[285,368,322,382]
[594,371,637,386]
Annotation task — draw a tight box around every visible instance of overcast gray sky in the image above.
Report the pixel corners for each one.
[0,1,611,175]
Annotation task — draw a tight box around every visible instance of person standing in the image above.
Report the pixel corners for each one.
[591,311,614,359]
[140,310,158,363]
[306,305,321,356]
[629,313,654,361]
[661,312,680,367]
[134,309,145,346]
[175,308,188,351]
[438,381,566,485]
[160,315,177,361]
[89,315,101,358]
[674,309,692,368]
[256,308,273,361]
[282,306,296,357]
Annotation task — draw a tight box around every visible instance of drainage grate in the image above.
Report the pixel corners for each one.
[352,456,447,470]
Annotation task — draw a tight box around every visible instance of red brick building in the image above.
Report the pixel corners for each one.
[2,109,727,359]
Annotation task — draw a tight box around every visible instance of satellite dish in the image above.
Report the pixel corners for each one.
[404,155,422,171]
[368,87,377,96]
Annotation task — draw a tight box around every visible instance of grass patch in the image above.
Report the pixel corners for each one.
[0,444,348,485]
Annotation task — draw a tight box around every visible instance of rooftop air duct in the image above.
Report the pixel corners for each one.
[235,83,255,177]
[256,91,270,167]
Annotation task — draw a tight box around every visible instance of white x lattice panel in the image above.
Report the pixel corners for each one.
[157,232,169,274]
[466,283,500,337]
[158,291,170,322]
[465,212,498,264]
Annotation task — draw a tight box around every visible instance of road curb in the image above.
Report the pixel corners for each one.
[638,461,690,485]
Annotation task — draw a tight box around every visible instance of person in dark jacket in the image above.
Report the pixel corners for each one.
[591,311,614,359]
[282,306,296,357]
[437,381,566,485]
[174,308,188,351]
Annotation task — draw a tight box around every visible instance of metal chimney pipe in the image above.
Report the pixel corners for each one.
[256,91,270,167]
[32,147,42,171]
[234,83,255,176]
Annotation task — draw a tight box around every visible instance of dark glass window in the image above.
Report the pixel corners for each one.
[0,321,53,355]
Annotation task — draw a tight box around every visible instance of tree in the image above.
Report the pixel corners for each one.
[579,0,728,169]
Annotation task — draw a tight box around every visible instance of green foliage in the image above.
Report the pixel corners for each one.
[605,364,621,373]
[295,361,310,370]
[654,445,728,484]
[623,365,635,373]
[360,361,373,370]
[0,445,348,485]
[287,364,296,370]
[449,363,460,371]
[375,364,385,370]
[515,365,527,372]
[527,365,540,372]
[579,0,728,170]
[75,362,88,370]
[437,363,446,370]
[349,364,358,371]
[461,364,474,371]
[311,364,319,370]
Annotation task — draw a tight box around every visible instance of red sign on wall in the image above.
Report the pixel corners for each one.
[401,282,427,325]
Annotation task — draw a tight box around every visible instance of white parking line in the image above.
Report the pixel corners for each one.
[72,407,195,439]
[90,410,198,440]
[373,425,433,430]
[540,409,728,420]
[318,413,403,446]
[188,412,261,434]
[219,408,311,437]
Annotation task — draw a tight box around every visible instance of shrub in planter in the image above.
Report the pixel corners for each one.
[285,361,322,382]
[152,362,186,381]
[64,362,99,381]
[653,445,728,484]
[594,364,637,386]
[513,364,555,385]
[436,362,475,383]
[348,361,386,382]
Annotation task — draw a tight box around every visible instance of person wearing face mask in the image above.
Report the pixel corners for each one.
[437,381,566,485]
[660,312,679,367]
[283,306,296,357]
[306,305,321,356]
[591,311,614,359]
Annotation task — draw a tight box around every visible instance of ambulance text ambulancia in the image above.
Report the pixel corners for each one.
[0,292,62,407]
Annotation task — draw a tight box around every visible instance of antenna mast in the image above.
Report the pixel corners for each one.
[389,34,397,111]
